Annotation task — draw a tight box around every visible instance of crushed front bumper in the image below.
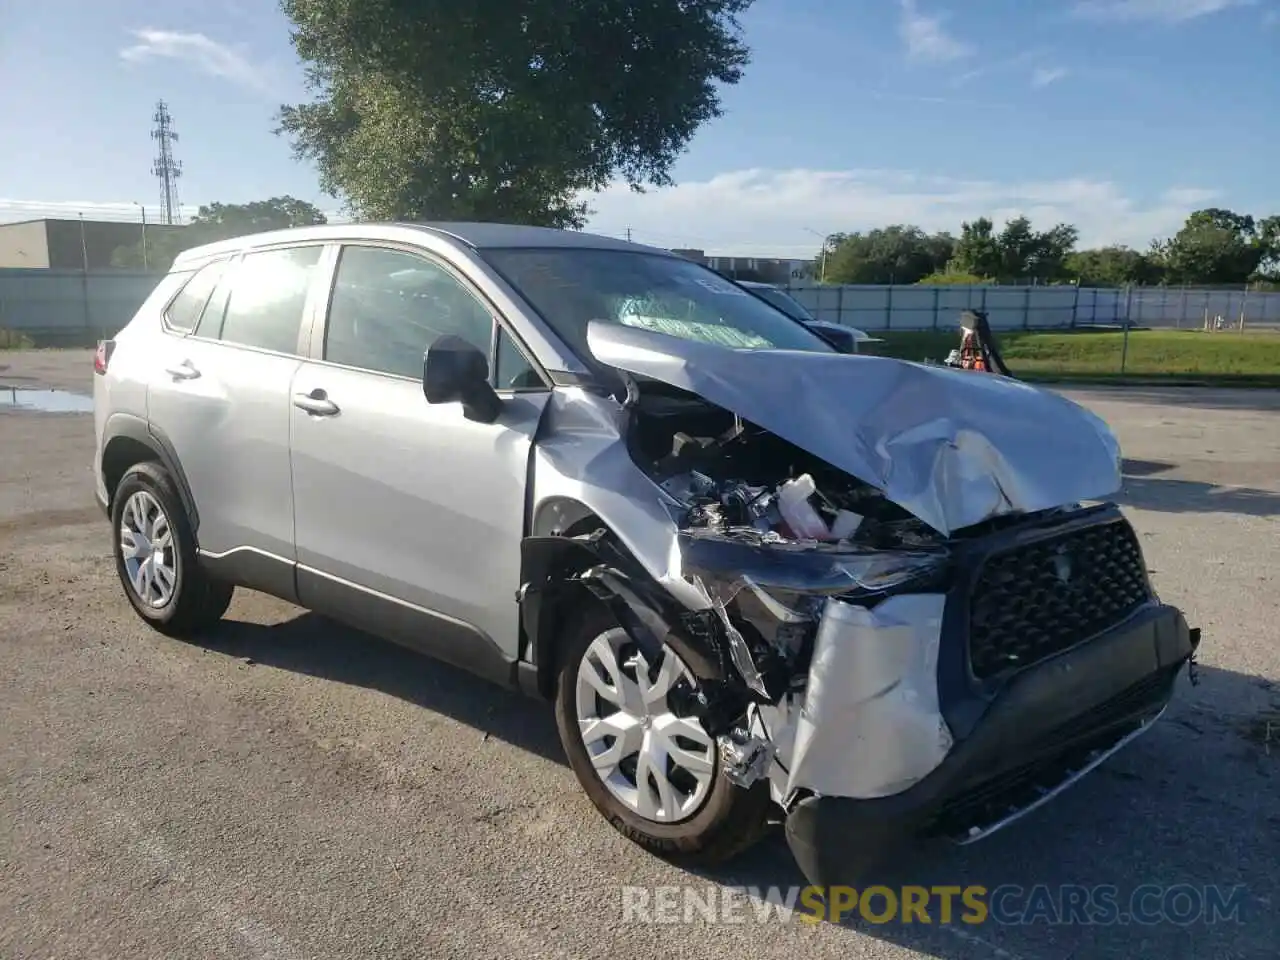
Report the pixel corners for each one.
[784,601,1198,885]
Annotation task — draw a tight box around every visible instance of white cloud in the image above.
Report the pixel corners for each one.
[898,0,974,62]
[1070,0,1254,23]
[1161,186,1221,205]
[119,29,271,93]
[1032,66,1070,87]
[581,168,1219,255]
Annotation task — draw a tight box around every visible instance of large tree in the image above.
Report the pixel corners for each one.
[111,196,327,270]
[820,226,954,284]
[276,0,754,228]
[1152,208,1280,285]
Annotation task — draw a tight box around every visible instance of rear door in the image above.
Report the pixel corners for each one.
[288,241,552,670]
[146,244,326,585]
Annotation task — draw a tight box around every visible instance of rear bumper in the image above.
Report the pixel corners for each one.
[784,602,1198,885]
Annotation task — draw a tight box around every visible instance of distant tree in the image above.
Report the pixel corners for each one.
[950,216,1077,282]
[276,0,755,227]
[111,196,327,270]
[1064,246,1163,287]
[949,218,1003,279]
[1152,208,1280,285]
[821,226,954,284]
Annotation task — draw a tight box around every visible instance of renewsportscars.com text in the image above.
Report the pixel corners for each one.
[620,884,1248,927]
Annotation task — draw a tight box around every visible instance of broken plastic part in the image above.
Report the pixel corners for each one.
[777,474,832,540]
[830,510,863,540]
[719,726,775,789]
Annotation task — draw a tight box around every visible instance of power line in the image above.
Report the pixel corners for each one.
[150,100,183,225]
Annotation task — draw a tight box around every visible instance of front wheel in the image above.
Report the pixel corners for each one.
[111,462,234,638]
[553,604,772,864]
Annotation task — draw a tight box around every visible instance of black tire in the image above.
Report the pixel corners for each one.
[110,461,233,638]
[554,602,773,865]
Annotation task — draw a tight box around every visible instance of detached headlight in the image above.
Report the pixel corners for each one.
[679,530,949,603]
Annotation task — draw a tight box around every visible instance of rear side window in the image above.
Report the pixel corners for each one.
[163,262,225,333]
[208,246,323,354]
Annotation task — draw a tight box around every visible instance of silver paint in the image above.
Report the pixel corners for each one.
[783,594,952,800]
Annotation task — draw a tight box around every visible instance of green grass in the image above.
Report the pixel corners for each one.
[863,329,1280,386]
[0,328,35,350]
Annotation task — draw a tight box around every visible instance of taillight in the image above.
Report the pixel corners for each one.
[94,340,115,375]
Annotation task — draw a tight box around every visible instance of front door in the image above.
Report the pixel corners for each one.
[288,243,551,675]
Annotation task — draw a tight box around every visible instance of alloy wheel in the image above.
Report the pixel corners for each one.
[119,490,178,609]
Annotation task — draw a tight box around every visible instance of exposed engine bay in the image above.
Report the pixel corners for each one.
[597,381,964,788]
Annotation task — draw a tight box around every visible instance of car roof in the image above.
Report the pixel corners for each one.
[171,221,674,269]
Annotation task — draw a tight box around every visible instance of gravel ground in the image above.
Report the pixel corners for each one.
[2,350,1277,960]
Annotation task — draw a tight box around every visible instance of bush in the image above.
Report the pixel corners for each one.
[915,271,993,285]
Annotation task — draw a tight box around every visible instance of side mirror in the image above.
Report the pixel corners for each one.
[803,320,858,354]
[423,334,504,423]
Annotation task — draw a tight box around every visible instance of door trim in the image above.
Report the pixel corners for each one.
[194,543,519,690]
[296,565,519,689]
[197,545,299,604]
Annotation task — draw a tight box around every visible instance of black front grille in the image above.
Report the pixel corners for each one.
[968,519,1151,680]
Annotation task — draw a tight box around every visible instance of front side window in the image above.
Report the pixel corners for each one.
[206,246,323,354]
[481,249,833,364]
[324,246,496,380]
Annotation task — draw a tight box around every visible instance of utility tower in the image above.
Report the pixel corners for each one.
[150,100,183,225]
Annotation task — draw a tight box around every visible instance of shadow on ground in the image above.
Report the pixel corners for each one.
[203,611,1278,959]
[1115,475,1280,517]
[1086,386,1280,413]
[204,612,565,764]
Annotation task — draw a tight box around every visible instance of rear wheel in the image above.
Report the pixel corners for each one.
[111,462,233,638]
[553,604,772,863]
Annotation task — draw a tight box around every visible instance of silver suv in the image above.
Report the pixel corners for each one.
[93,223,1200,884]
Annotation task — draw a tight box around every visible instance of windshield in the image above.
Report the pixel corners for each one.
[751,286,815,322]
[482,248,834,363]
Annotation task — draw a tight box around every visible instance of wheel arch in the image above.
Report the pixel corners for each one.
[518,498,725,702]
[101,415,200,532]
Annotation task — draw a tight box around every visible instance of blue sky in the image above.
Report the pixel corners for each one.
[1,0,1276,256]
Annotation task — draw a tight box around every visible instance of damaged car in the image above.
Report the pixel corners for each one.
[92,223,1201,884]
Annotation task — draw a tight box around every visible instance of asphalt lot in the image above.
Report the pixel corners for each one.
[2,350,1277,960]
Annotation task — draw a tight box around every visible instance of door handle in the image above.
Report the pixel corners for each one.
[164,359,201,380]
[293,389,340,417]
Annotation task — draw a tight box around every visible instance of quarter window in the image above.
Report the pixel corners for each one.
[324,246,495,380]
[164,262,225,333]
[206,246,322,354]
[494,327,541,390]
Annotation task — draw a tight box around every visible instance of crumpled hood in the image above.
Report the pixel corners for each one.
[586,321,1122,536]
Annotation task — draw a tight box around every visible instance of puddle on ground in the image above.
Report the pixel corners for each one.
[0,388,95,413]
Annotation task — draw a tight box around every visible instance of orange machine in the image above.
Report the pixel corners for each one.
[942,310,1013,377]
